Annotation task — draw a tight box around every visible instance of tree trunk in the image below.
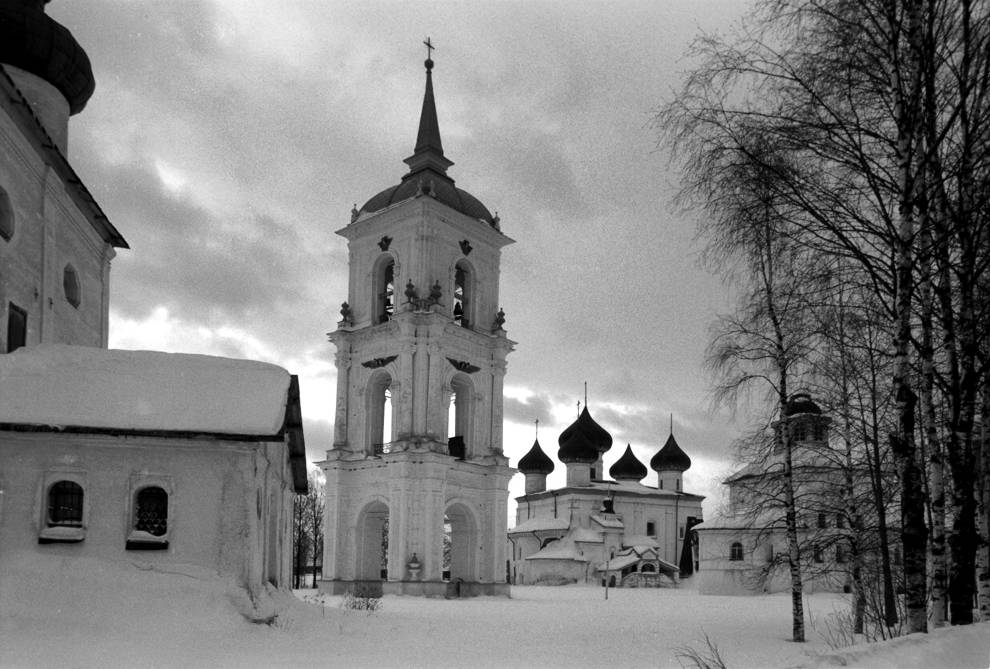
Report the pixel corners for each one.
[977,379,990,619]
[887,0,928,634]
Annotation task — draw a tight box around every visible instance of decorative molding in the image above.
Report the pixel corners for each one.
[361,355,397,369]
[447,357,481,374]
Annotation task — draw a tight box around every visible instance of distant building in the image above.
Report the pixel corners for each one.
[509,408,704,587]
[695,393,856,595]
[317,52,514,597]
[0,345,307,595]
[0,1,128,352]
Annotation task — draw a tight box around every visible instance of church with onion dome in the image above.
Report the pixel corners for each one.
[508,406,704,587]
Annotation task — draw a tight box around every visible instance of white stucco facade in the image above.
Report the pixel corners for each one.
[318,57,515,597]
[0,65,126,353]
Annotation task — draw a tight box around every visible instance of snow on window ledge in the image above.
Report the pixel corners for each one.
[126,530,169,551]
[38,525,86,544]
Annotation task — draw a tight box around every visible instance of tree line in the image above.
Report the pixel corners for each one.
[657,0,989,639]
[292,471,324,589]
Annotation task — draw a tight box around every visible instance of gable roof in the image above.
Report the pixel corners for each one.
[0,345,307,492]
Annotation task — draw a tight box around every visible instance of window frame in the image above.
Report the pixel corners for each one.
[0,186,13,241]
[6,302,27,353]
[38,470,88,544]
[63,263,81,309]
[729,541,744,561]
[126,475,173,551]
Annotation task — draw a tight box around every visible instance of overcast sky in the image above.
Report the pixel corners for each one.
[50,1,754,516]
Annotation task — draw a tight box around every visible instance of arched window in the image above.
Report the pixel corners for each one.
[0,186,13,241]
[127,485,170,550]
[134,487,168,536]
[367,372,393,454]
[374,255,395,324]
[453,261,472,328]
[729,541,744,561]
[48,481,83,527]
[447,374,473,457]
[63,264,80,308]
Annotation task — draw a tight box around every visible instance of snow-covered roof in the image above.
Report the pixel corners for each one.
[524,540,587,562]
[598,555,678,575]
[508,516,571,535]
[0,345,292,436]
[622,535,659,549]
[517,478,704,501]
[597,554,641,571]
[568,527,603,543]
[591,513,624,529]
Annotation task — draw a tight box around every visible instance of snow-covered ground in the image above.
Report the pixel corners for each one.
[1,558,987,669]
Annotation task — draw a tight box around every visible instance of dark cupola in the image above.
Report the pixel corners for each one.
[519,438,554,494]
[783,392,822,417]
[557,405,613,485]
[1,0,94,151]
[774,392,831,451]
[557,418,598,488]
[356,55,498,227]
[651,433,691,492]
[609,445,647,482]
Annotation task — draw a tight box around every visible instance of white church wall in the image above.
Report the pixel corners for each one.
[1,76,112,352]
[0,430,296,595]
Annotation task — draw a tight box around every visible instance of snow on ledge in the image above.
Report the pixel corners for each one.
[0,344,291,436]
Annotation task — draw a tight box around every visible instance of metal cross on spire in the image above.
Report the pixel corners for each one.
[424,37,435,60]
[534,418,539,439]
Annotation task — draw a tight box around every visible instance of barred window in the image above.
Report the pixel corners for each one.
[48,481,83,527]
[729,542,744,561]
[135,487,168,536]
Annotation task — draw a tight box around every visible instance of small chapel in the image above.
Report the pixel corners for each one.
[317,48,514,597]
[509,408,705,587]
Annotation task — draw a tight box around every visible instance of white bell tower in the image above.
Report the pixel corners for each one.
[319,48,515,597]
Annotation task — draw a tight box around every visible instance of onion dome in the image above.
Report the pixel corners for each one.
[557,423,598,464]
[0,1,96,114]
[783,392,822,417]
[650,434,691,473]
[358,56,498,226]
[518,439,554,475]
[559,407,613,454]
[609,445,647,482]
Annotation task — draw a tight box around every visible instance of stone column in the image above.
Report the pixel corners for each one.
[332,343,351,449]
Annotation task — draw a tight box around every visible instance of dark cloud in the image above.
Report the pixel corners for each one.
[44,1,753,502]
[502,392,556,428]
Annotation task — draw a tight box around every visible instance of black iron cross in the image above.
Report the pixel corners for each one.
[424,37,435,59]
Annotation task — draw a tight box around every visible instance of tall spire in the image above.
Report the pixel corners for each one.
[404,38,454,176]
